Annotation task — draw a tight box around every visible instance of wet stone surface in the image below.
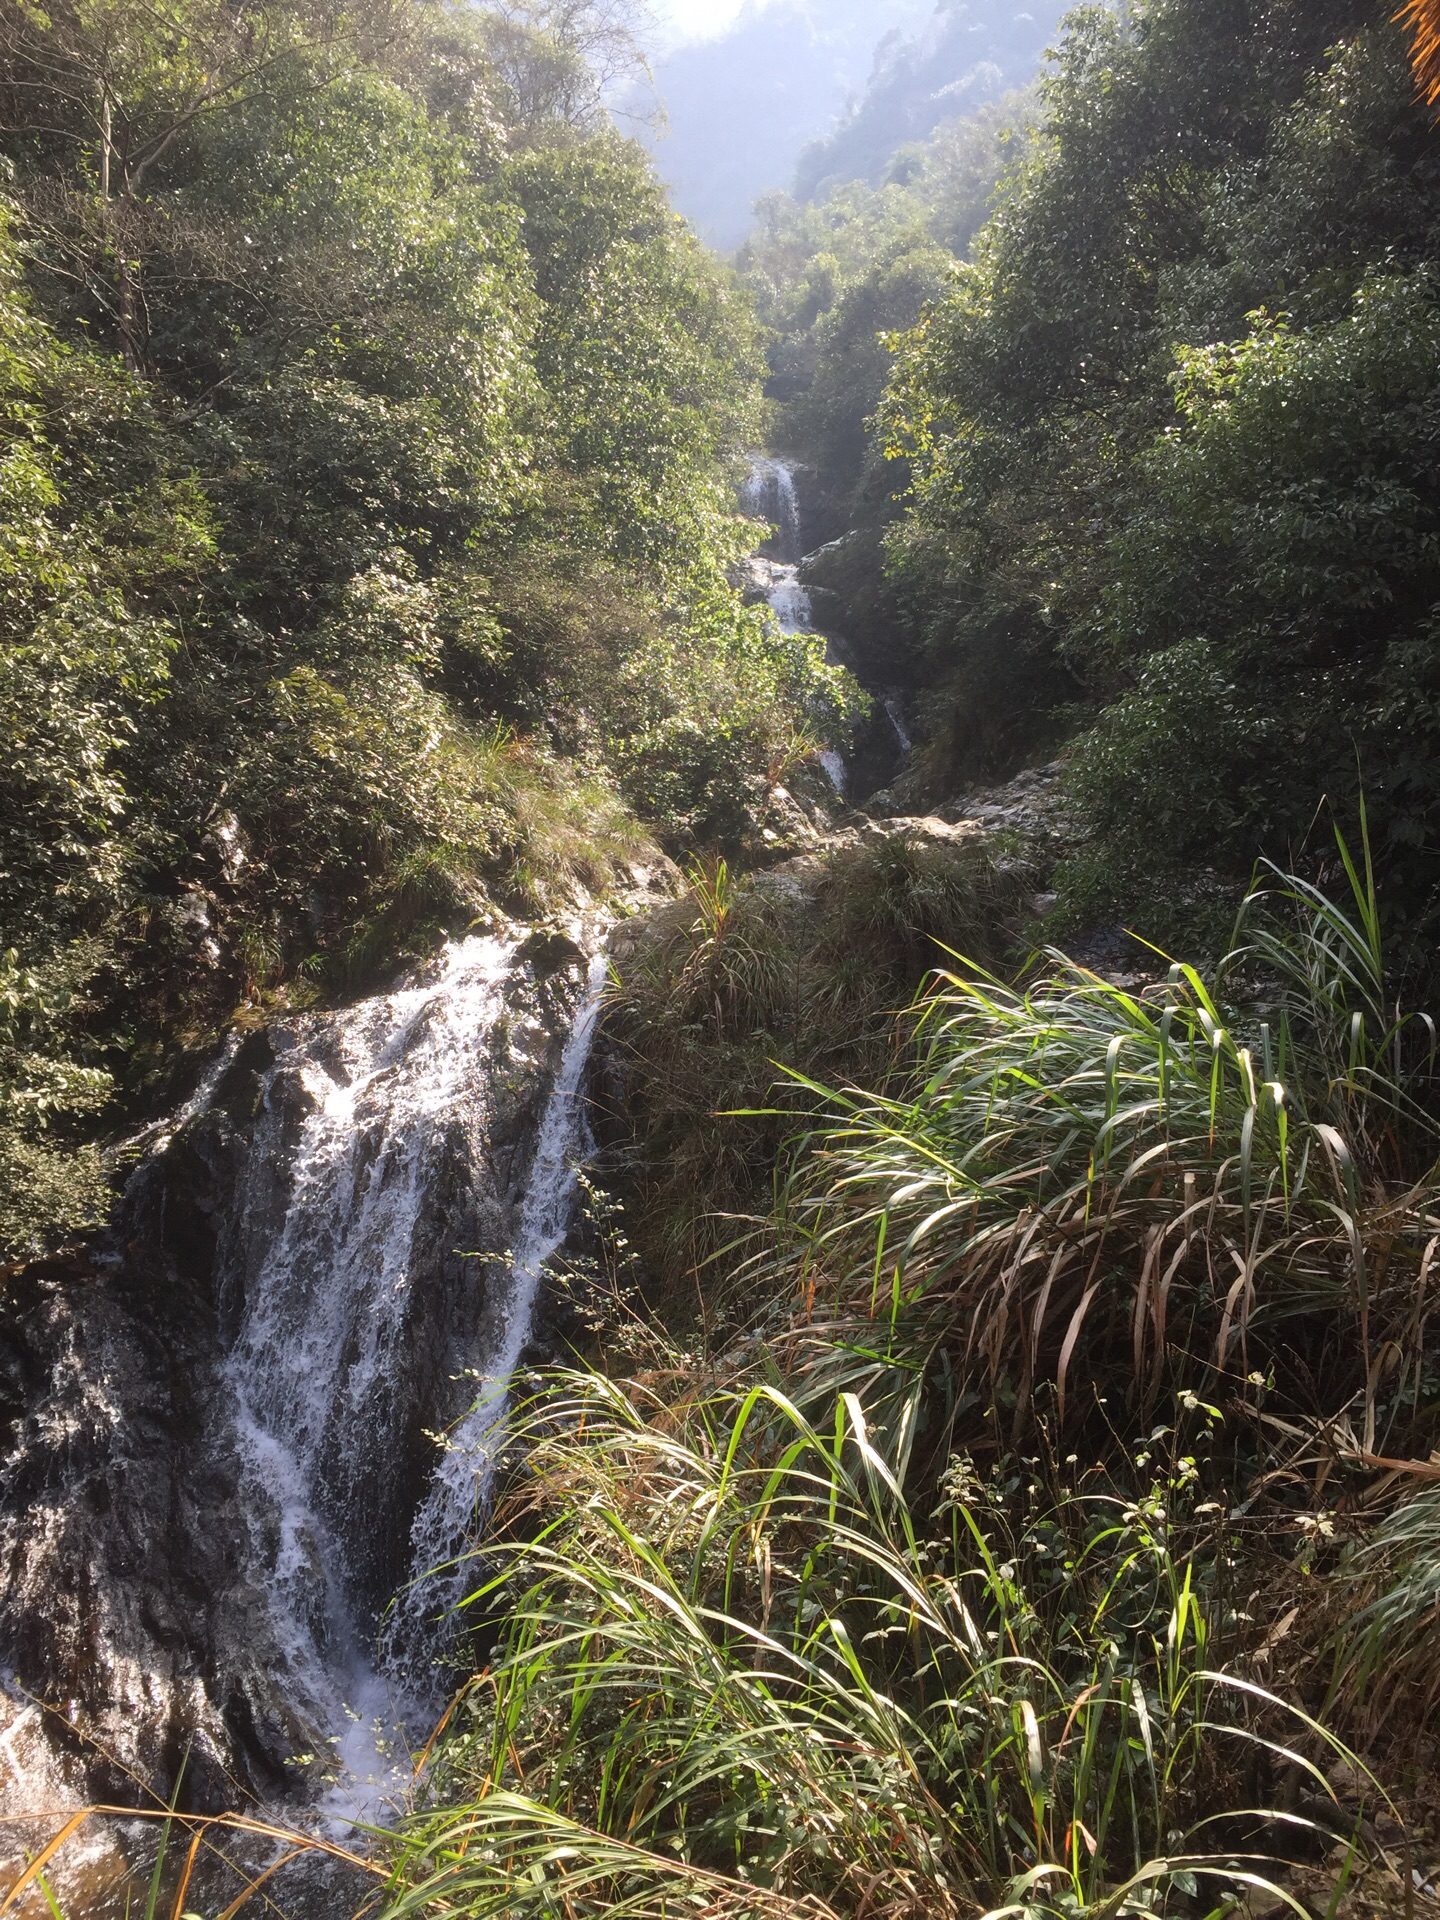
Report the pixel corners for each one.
[0,934,605,1903]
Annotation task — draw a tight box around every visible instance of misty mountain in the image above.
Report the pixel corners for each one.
[643,0,933,249]
[645,0,1067,249]
[794,0,1069,199]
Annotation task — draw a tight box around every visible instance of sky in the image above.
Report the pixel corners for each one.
[656,0,750,44]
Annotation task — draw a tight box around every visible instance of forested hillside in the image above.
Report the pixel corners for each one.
[10,6,1440,1920]
[886,0,1440,947]
[748,0,1440,958]
[384,13,1440,1919]
[740,88,1038,534]
[0,0,852,1255]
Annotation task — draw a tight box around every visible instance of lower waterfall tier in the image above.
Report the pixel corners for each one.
[0,932,605,1861]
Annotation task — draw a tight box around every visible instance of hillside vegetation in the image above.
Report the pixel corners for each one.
[885,0,1440,948]
[746,0,1440,959]
[9,6,1440,1920]
[0,0,853,1256]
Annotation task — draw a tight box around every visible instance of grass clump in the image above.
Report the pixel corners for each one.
[600,825,1026,1305]
[377,1376,1377,1920]
[765,827,1439,1450]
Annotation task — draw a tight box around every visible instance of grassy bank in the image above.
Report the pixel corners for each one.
[12,827,1440,1917]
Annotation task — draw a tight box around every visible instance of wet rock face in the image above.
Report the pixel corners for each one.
[0,939,589,1822]
[937,760,1071,848]
[0,1248,290,1813]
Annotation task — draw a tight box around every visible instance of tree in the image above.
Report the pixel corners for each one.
[475,0,655,139]
[0,0,403,363]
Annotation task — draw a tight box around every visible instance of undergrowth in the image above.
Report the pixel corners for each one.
[599,824,1027,1307]
[365,823,1440,1920]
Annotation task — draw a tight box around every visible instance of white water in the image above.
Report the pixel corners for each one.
[401,951,609,1633]
[763,562,846,797]
[214,936,607,1820]
[883,696,913,757]
[740,452,804,561]
[117,1031,244,1164]
[743,455,847,797]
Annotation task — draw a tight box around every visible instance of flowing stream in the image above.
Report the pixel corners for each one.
[741,456,848,795]
[741,453,914,788]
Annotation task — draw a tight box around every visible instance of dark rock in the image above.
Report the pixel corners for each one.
[0,934,599,1856]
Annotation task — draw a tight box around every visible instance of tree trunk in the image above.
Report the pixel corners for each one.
[99,84,139,370]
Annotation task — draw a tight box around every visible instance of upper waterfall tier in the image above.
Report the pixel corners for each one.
[740,453,806,565]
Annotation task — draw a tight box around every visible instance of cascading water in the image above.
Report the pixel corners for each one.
[216,937,610,1808]
[740,453,804,563]
[742,455,848,797]
[883,696,914,757]
[0,928,612,1875]
[741,453,918,798]
[400,952,609,1640]
[218,936,515,1812]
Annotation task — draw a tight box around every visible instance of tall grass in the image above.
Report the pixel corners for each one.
[367,829,1433,1920]
[378,1374,1370,1920]
[1334,1479,1440,1731]
[605,828,1024,1302]
[761,829,1439,1455]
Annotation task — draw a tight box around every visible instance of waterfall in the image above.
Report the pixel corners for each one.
[742,455,847,797]
[740,453,804,563]
[208,936,608,1813]
[399,952,609,1638]
[883,696,914,757]
[0,922,614,1898]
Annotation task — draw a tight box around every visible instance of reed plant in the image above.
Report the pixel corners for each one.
[1333,1478,1440,1731]
[377,1374,1373,1920]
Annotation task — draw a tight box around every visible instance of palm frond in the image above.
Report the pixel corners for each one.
[1398,0,1440,106]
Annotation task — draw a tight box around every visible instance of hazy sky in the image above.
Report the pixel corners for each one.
[657,0,750,44]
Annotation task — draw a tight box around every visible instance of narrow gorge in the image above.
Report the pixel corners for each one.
[0,450,1022,1908]
[5,2,1440,1916]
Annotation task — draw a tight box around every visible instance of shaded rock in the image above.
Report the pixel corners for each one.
[0,935,599,1846]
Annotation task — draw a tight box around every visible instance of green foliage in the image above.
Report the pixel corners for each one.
[779,238,953,525]
[879,1,1440,940]
[0,947,112,1255]
[379,1371,1360,1920]
[736,92,1039,532]
[1063,273,1440,934]
[0,211,211,947]
[606,829,1025,1302]
[0,0,856,1253]
[502,135,765,578]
